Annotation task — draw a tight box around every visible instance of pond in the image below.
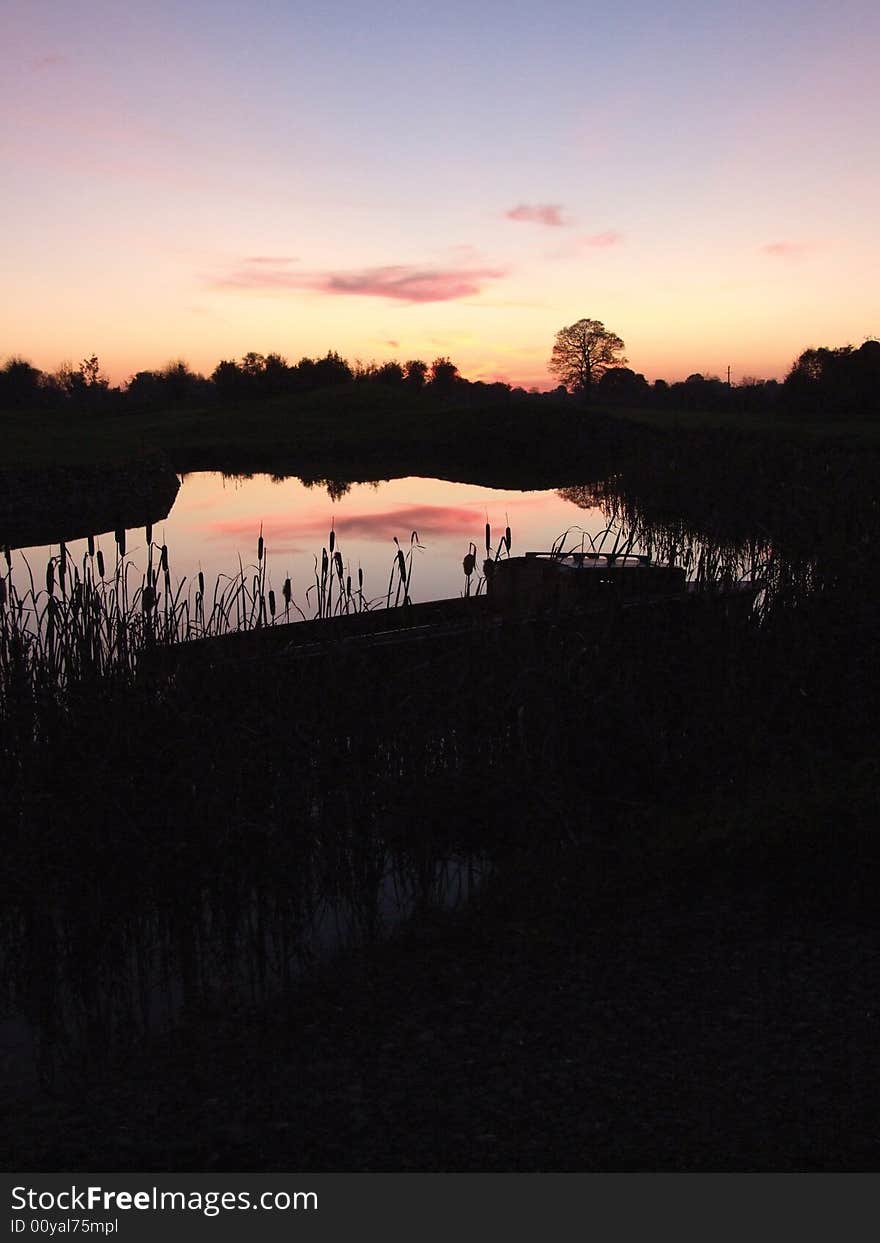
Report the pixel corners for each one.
[9,471,618,614]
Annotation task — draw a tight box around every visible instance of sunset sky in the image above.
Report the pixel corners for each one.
[3,0,878,388]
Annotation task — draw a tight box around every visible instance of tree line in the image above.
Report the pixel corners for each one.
[0,351,525,412]
[1,331,878,418]
[548,318,880,417]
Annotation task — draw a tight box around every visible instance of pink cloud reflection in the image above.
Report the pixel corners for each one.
[206,504,487,546]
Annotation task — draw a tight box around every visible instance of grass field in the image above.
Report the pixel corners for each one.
[2,386,878,477]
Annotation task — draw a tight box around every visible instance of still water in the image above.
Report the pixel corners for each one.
[13,471,610,609]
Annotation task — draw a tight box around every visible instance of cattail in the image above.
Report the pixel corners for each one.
[463,548,476,578]
[198,569,204,596]
[0,578,7,607]
[329,528,335,554]
[160,545,168,573]
[334,550,344,581]
[258,531,264,562]
[358,566,363,591]
[97,549,105,578]
[483,558,495,581]
[46,560,55,595]
[115,528,126,556]
[282,577,292,606]
[397,548,407,580]
[505,524,512,553]
[268,589,276,617]
[59,543,67,591]
[485,522,491,556]
[146,522,152,545]
[346,573,352,598]
[87,534,95,558]
[321,548,328,580]
[141,585,156,613]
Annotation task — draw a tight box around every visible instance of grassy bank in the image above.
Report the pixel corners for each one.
[3,385,878,484]
[0,387,583,486]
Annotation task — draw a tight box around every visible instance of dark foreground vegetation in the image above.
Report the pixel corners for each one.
[1,407,878,1169]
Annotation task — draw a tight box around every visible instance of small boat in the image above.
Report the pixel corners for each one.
[140,549,760,678]
[486,549,759,617]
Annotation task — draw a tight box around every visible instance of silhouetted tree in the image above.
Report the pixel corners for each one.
[549,319,626,401]
[670,373,729,411]
[262,352,289,395]
[0,357,43,408]
[597,366,650,405]
[429,356,459,395]
[376,360,404,386]
[240,352,266,379]
[783,340,880,416]
[352,359,379,383]
[79,354,108,390]
[211,359,243,401]
[125,371,162,409]
[312,350,352,388]
[404,359,428,391]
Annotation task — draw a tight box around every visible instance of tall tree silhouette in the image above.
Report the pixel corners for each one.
[549,319,626,401]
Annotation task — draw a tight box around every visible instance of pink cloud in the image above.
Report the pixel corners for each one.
[760,241,811,259]
[212,262,506,303]
[320,266,505,302]
[505,203,567,227]
[28,54,68,71]
[544,231,622,262]
[579,230,621,248]
[244,255,298,265]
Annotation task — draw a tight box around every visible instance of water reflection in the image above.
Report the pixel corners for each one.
[0,455,180,551]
